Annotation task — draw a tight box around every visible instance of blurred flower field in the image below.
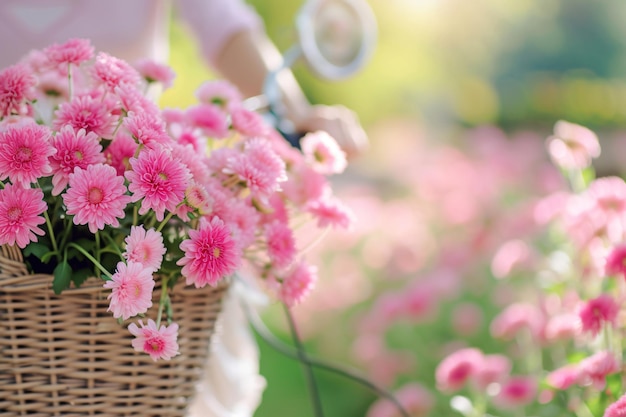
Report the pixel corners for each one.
[160,0,626,416]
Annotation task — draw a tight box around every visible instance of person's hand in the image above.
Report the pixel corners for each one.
[293,104,369,159]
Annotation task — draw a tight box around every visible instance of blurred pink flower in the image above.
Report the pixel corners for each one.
[451,303,483,337]
[544,313,581,342]
[0,64,37,117]
[366,382,434,417]
[605,392,626,417]
[578,351,620,390]
[128,319,179,361]
[546,364,580,390]
[546,120,600,170]
[44,38,94,66]
[491,239,533,279]
[435,348,483,392]
[300,130,347,175]
[490,303,544,340]
[493,376,537,409]
[606,244,626,278]
[134,58,175,88]
[472,354,512,390]
[578,294,619,337]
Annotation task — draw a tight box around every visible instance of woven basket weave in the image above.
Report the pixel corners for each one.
[0,244,227,417]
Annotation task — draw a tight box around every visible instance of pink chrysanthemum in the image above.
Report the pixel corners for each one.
[104,132,138,176]
[366,383,434,417]
[265,220,297,269]
[493,376,537,409]
[546,364,580,390]
[435,348,484,392]
[115,82,160,116]
[170,142,210,184]
[277,260,318,307]
[300,130,348,175]
[123,111,171,149]
[0,64,37,117]
[490,302,544,340]
[544,313,581,342]
[128,319,179,361]
[305,196,355,229]
[43,38,94,66]
[578,294,619,337]
[282,164,329,206]
[185,103,229,138]
[177,216,240,288]
[605,393,626,417]
[134,59,176,89]
[0,122,55,186]
[53,95,117,138]
[578,351,620,390]
[49,126,104,195]
[63,163,131,233]
[126,149,191,221]
[606,244,626,278]
[229,105,269,137]
[91,52,140,91]
[547,120,600,170]
[216,196,260,249]
[104,261,155,320]
[0,184,47,248]
[472,354,512,390]
[195,79,242,107]
[123,226,166,273]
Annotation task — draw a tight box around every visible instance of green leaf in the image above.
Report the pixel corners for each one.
[23,242,51,260]
[52,260,73,295]
[71,268,92,288]
[40,251,58,264]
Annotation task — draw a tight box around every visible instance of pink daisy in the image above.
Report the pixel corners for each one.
[435,348,484,392]
[265,220,297,269]
[123,111,171,149]
[123,226,166,273]
[91,52,140,91]
[128,319,179,361]
[282,164,329,207]
[178,181,213,219]
[578,294,619,337]
[63,163,131,233]
[0,122,55,186]
[546,120,600,170]
[0,184,47,248]
[134,59,176,89]
[277,260,318,307]
[104,261,155,320]
[49,126,104,195]
[605,393,626,417]
[195,79,242,107]
[126,149,191,221]
[472,354,512,390]
[229,105,269,137]
[493,376,537,409]
[490,302,544,340]
[606,244,626,277]
[43,38,94,66]
[544,313,581,342]
[217,197,260,249]
[104,132,138,176]
[0,64,37,117]
[578,351,620,390]
[300,130,348,175]
[53,95,117,138]
[114,82,160,116]
[177,216,240,288]
[170,142,210,184]
[546,364,580,390]
[185,103,229,138]
[305,196,355,229]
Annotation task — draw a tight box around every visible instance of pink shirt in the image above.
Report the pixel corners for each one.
[0,0,261,69]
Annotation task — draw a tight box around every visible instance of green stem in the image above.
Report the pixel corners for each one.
[156,212,175,233]
[283,303,325,417]
[156,276,170,327]
[67,243,112,280]
[42,209,60,262]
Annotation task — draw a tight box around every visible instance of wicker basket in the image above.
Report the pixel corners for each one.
[0,244,228,417]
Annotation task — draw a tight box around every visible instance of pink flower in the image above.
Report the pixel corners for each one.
[265,220,296,269]
[53,95,117,138]
[134,59,176,88]
[472,354,512,389]
[578,294,619,337]
[185,103,229,138]
[195,80,242,107]
[282,164,329,206]
[546,364,580,390]
[0,184,47,248]
[546,120,600,170]
[126,149,191,221]
[49,126,104,195]
[544,313,581,342]
[0,64,36,117]
[128,319,179,361]
[493,376,537,409]
[123,226,166,272]
[63,163,131,233]
[276,260,318,307]
[43,38,94,66]
[0,122,55,186]
[490,303,544,340]
[578,351,620,390]
[451,303,483,337]
[435,348,483,392]
[300,130,347,175]
[305,196,355,229]
[490,239,533,279]
[91,52,140,91]
[177,217,240,288]
[123,111,171,149]
[605,392,626,417]
[366,383,434,417]
[104,261,155,320]
[217,196,260,249]
[606,244,626,278]
[104,132,138,176]
[115,82,160,116]
[229,105,268,137]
